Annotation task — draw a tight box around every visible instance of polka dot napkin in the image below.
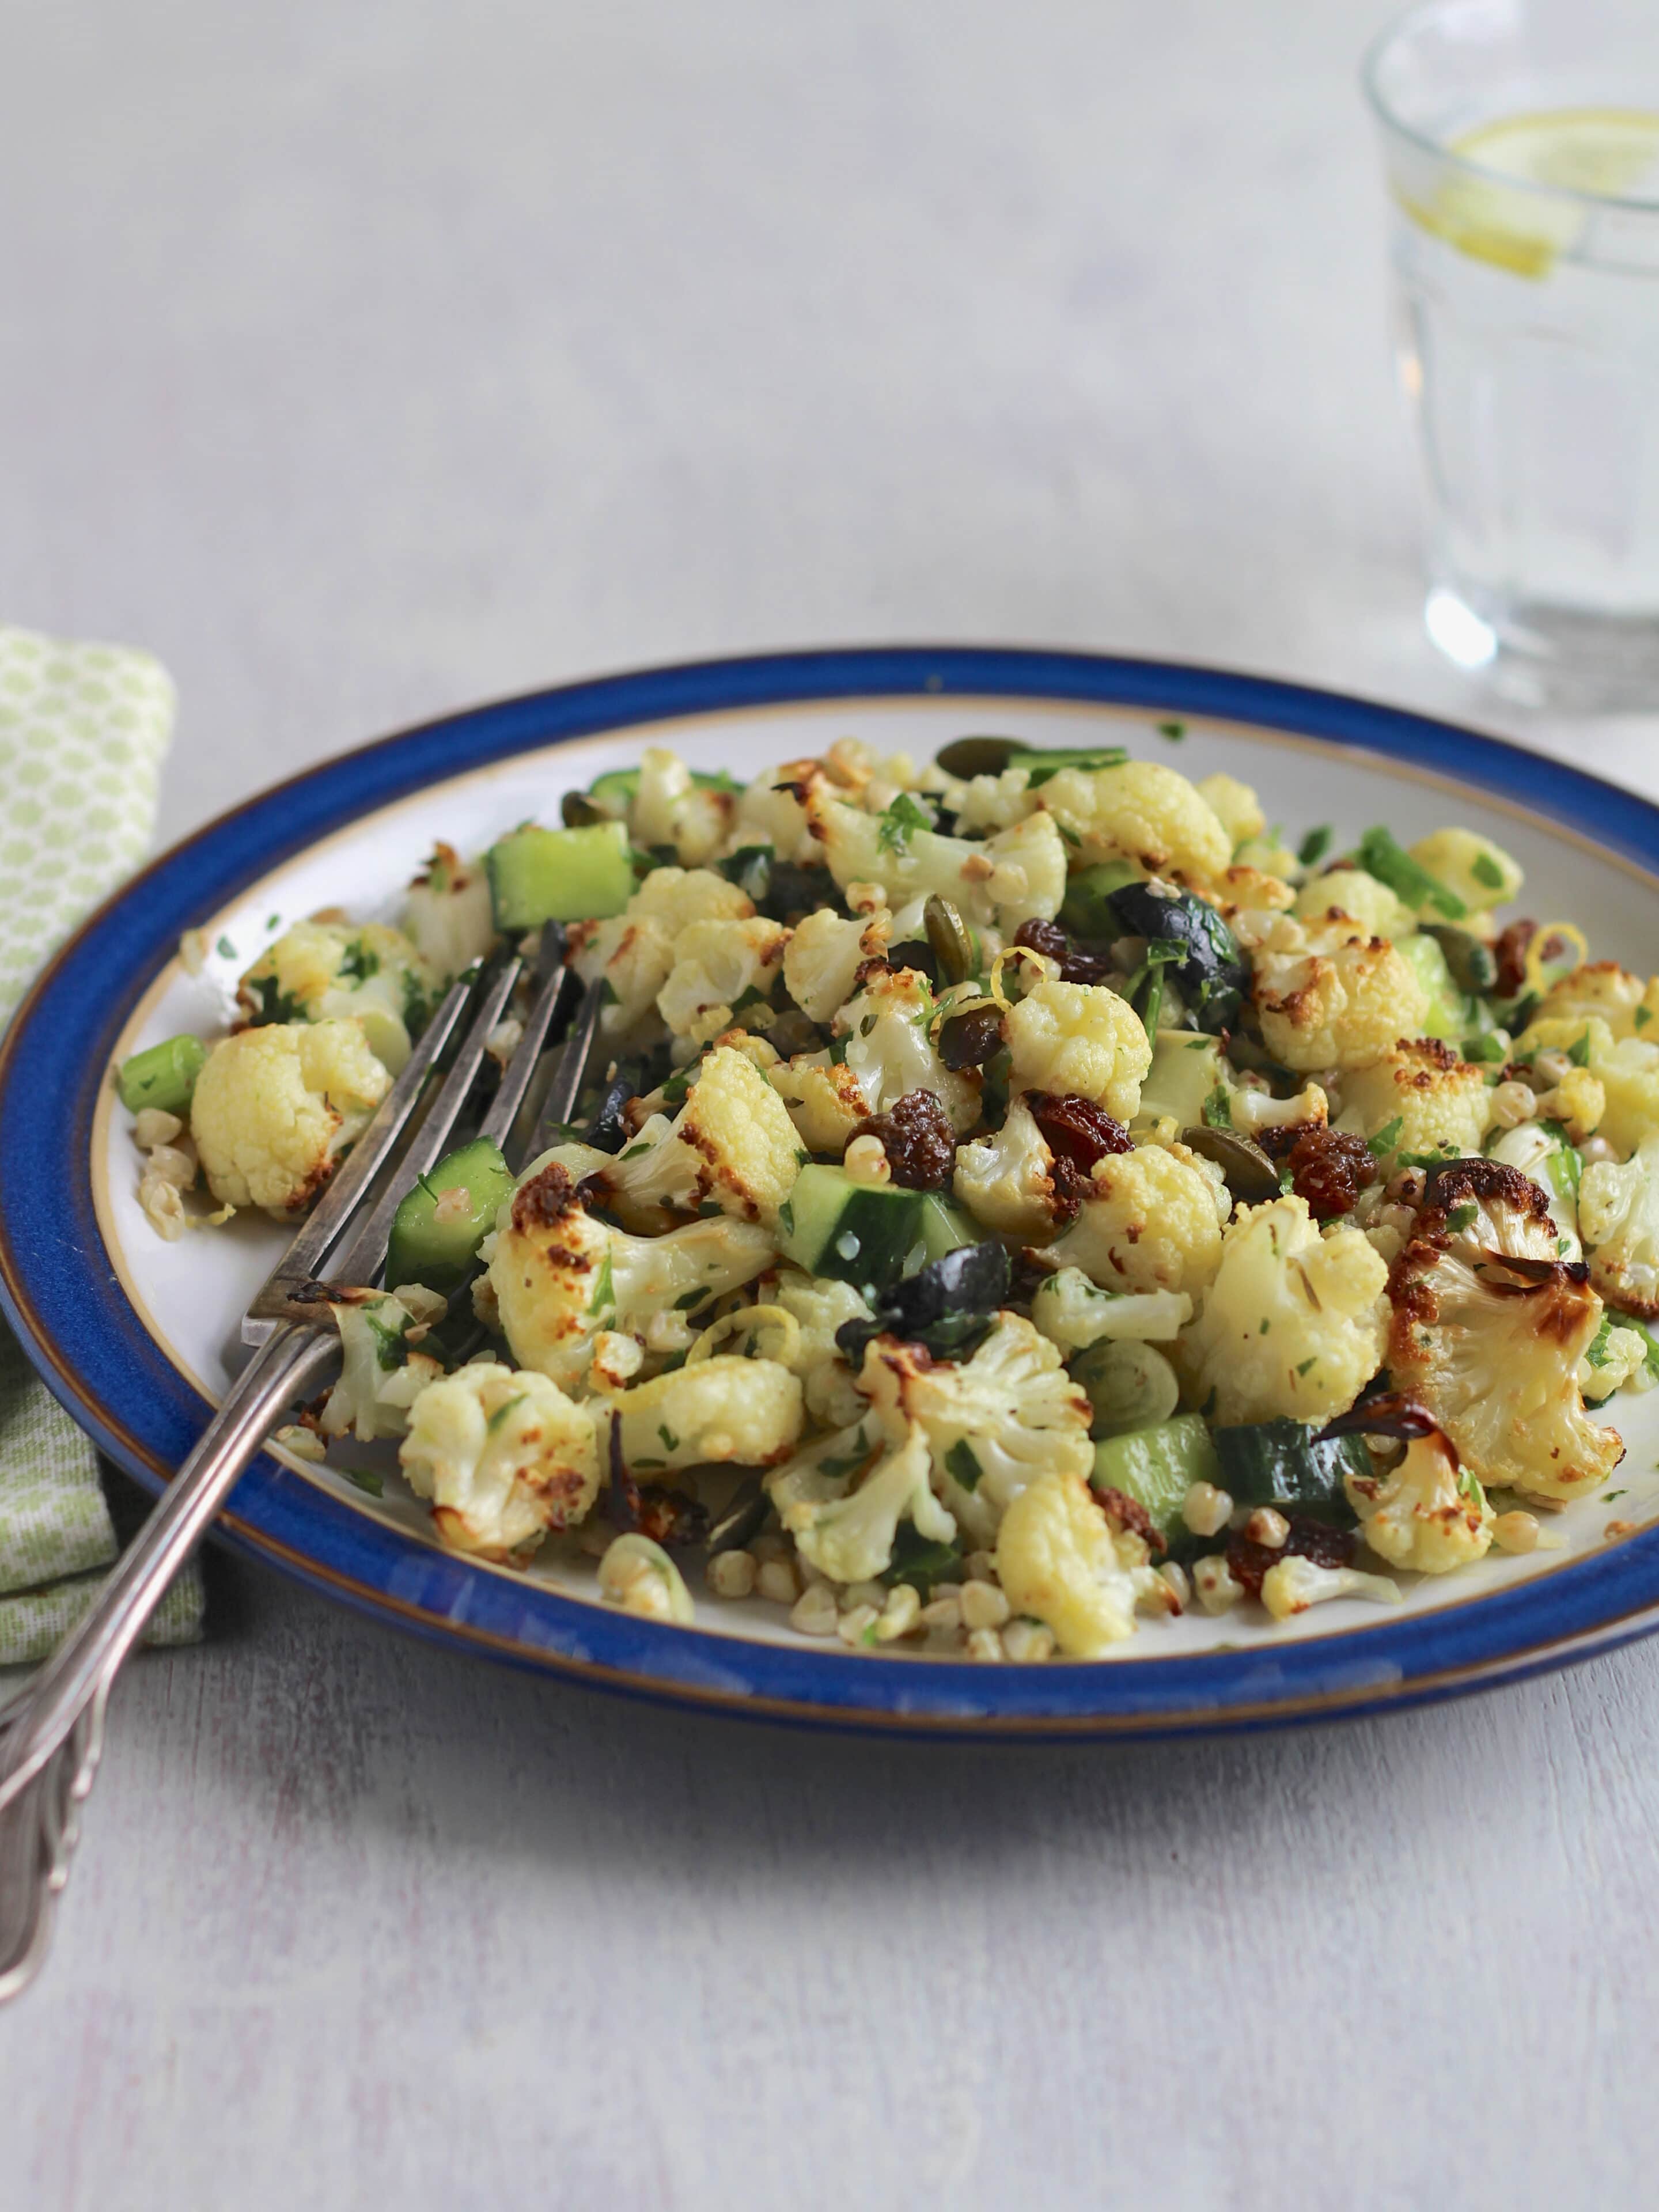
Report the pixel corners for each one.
[0,623,204,1666]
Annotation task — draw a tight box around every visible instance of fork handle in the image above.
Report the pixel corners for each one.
[0,1325,338,1810]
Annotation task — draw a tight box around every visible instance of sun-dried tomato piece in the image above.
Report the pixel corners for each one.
[1283,1126,1377,1221]
[1493,919,1537,1000]
[854,1089,957,1191]
[1025,1090,1134,1172]
[1094,1484,1166,1552]
[1225,1516,1357,1597]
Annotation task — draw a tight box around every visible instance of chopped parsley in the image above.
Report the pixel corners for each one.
[1295,1357,1317,1377]
[1568,1032,1592,1066]
[586,1249,615,1316]
[1367,1117,1403,1158]
[486,1393,528,1434]
[1156,719,1185,743]
[1471,851,1505,890]
[820,1430,874,1479]
[1297,825,1332,869]
[876,792,933,856]
[1638,1006,1653,1031]
[1462,1033,1505,1063]
[338,937,381,983]
[342,1467,384,1497]
[215,934,237,960]
[1355,826,1467,921]
[1446,1202,1479,1235]
[657,1424,679,1452]
[1585,1315,1613,1368]
[945,1438,983,1490]
[1202,1084,1233,1130]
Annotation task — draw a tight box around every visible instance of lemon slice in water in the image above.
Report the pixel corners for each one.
[1402,107,1659,279]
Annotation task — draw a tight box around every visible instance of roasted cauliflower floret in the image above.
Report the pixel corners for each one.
[1582,1321,1654,1402]
[319,1290,444,1444]
[994,1469,1158,1656]
[566,913,676,1037]
[1044,1143,1225,1297]
[1176,1195,1388,1426]
[656,917,790,1045]
[1195,771,1266,849]
[782,906,891,1025]
[1293,868,1416,941]
[1536,962,1659,1041]
[597,1533,697,1623]
[1385,1160,1623,1502]
[830,969,982,1134]
[771,1272,875,1426]
[1029,1267,1192,1349]
[237,918,437,1074]
[1338,1038,1492,1165]
[399,1361,601,1560]
[1514,1015,1659,1157]
[612,1355,804,1472]
[1252,920,1429,1073]
[1407,827,1522,913]
[953,1099,1062,1241]
[630,747,737,866]
[598,1046,804,1228]
[1487,1120,1583,1257]
[1344,1427,1494,1574]
[487,1160,775,1389]
[768,1052,873,1154]
[806,786,1065,933]
[190,1018,389,1217]
[857,1313,1093,1548]
[1037,759,1232,882]
[1004,977,1151,1123]
[1580,1134,1659,1320]
[402,843,498,981]
[769,1421,957,1586]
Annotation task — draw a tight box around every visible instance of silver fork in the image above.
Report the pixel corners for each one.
[0,942,604,2002]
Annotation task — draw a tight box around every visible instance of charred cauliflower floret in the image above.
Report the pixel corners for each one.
[237,918,438,1074]
[1407,827,1522,913]
[1338,1038,1493,1165]
[1005,978,1151,1123]
[656,917,790,1045]
[806,785,1066,933]
[1176,1194,1388,1426]
[1252,919,1429,1073]
[768,1421,957,1586]
[1580,1134,1659,1320]
[1036,759,1232,883]
[856,1313,1094,1549]
[768,1052,873,1154]
[612,1355,804,1472]
[1514,1014,1659,1157]
[568,868,753,1038]
[953,1099,1063,1241]
[782,906,891,1024]
[630,747,737,866]
[597,1046,804,1229]
[1344,1425,1494,1574]
[190,1018,389,1217]
[487,1160,775,1389]
[828,969,982,1134]
[1044,1142,1225,1297]
[402,843,498,981]
[1536,961,1659,1041]
[1293,868,1417,941]
[1385,1159,1623,1503]
[994,1469,1161,1656]
[398,1361,601,1560]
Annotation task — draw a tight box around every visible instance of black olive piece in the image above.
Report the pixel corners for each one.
[718,844,774,903]
[1107,882,1248,1032]
[834,1241,1012,1367]
[1423,923,1498,995]
[764,1007,828,1059]
[934,734,1021,779]
[706,1474,770,1556]
[1315,1392,1440,1444]
[887,939,942,988]
[586,1067,638,1155]
[938,1002,1006,1070]
[1180,1125,1282,1206]
[923,894,977,986]
[560,791,609,828]
[755,861,835,925]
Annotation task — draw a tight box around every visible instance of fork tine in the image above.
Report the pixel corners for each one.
[525,975,606,1159]
[477,939,576,1152]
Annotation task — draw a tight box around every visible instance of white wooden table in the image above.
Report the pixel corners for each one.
[5,4,1657,2205]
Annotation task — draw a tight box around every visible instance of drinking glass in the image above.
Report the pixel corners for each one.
[1364,0,1659,707]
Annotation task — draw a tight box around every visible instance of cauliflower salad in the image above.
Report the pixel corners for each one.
[113,729,1658,1662]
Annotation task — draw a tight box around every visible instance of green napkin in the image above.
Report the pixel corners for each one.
[0,623,205,1666]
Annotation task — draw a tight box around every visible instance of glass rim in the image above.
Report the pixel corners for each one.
[1362,0,1659,218]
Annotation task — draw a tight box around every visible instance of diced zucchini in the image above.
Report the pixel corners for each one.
[1210,1417,1366,1521]
[1091,1415,1221,1547]
[1139,1032,1224,1130]
[485,821,634,930]
[1397,931,1469,1041]
[915,1194,978,1267]
[385,1137,517,1294]
[1059,861,1140,940]
[117,1034,208,1116]
[776,1164,925,1297]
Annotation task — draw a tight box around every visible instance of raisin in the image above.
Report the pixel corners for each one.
[1493,919,1536,999]
[1255,1118,1325,1163]
[938,1002,1006,1070]
[1284,1126,1376,1221]
[1024,1090,1134,1172]
[1225,1517,1356,1597]
[855,1089,957,1190]
[1013,917,1115,987]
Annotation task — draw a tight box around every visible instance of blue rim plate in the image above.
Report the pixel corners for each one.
[6,645,1659,1738]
